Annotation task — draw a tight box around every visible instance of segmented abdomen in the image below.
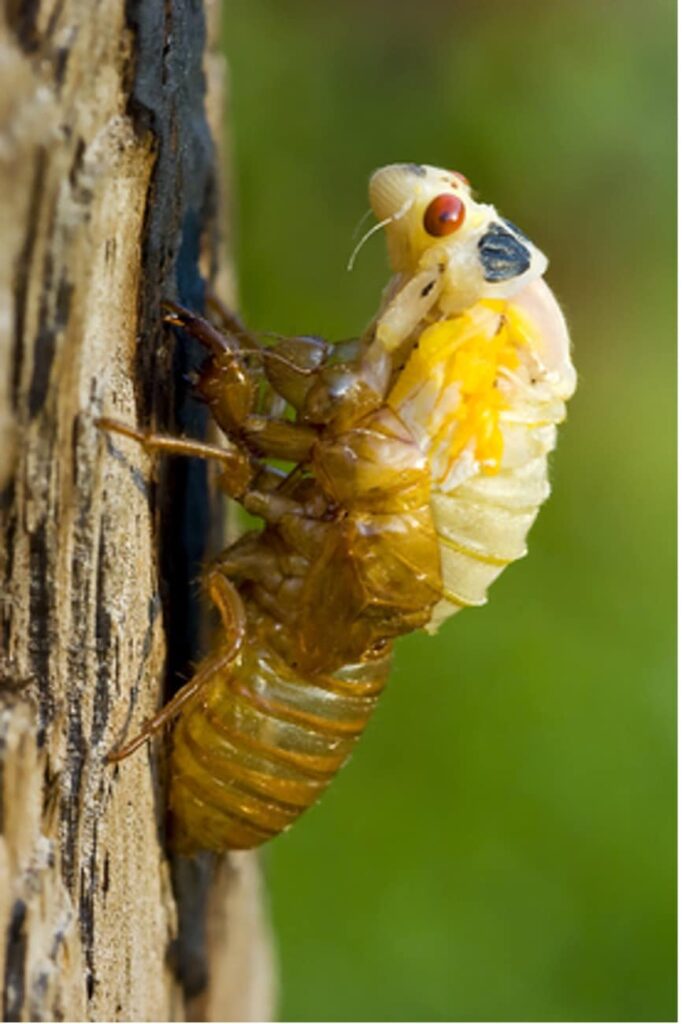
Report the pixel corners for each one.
[426,424,556,629]
[387,296,570,631]
[170,631,390,851]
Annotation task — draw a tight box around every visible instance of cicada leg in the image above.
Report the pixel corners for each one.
[168,279,450,440]
[204,291,261,350]
[96,417,254,498]
[204,292,337,418]
[167,297,331,382]
[164,300,324,454]
[370,266,446,353]
[167,298,408,434]
[107,572,245,762]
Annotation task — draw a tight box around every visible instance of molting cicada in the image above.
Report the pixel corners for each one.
[100,163,576,852]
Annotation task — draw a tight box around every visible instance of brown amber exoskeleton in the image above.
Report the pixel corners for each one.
[101,164,576,851]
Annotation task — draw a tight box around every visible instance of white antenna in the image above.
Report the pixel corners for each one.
[351,207,374,241]
[346,197,414,272]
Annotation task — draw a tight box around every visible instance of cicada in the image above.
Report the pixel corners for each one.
[100,163,576,852]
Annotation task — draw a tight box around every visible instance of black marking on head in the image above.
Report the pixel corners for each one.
[502,218,530,242]
[478,222,531,282]
[402,163,427,177]
[420,280,436,298]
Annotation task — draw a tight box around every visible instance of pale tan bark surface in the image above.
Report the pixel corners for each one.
[0,2,274,1020]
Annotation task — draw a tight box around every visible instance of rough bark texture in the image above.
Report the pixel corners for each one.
[0,2,275,1020]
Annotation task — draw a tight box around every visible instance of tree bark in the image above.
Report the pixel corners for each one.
[0,2,275,1020]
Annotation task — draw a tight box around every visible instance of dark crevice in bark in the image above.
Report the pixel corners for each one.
[124,0,215,693]
[26,183,60,421]
[60,412,98,895]
[28,258,56,419]
[168,852,216,999]
[11,150,47,410]
[2,899,27,1022]
[91,530,112,747]
[122,1,222,1002]
[5,1,42,53]
[0,479,17,655]
[79,836,98,1003]
[27,519,52,746]
[61,695,85,892]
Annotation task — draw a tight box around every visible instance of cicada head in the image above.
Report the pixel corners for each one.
[369,163,548,313]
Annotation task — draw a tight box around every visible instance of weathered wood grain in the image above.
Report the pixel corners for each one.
[0,2,274,1019]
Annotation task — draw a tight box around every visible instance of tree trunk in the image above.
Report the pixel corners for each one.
[0,2,275,1020]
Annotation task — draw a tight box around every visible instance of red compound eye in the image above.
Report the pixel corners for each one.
[423,193,466,237]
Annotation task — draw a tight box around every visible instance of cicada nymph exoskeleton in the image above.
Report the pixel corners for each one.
[100,163,576,852]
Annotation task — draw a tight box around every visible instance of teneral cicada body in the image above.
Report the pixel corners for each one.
[101,163,575,851]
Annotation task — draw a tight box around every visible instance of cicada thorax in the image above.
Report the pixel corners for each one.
[299,404,442,669]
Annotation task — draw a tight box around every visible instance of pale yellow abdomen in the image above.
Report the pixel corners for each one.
[426,421,557,630]
[388,291,574,631]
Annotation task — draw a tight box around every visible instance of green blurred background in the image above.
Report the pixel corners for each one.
[222,1,676,1020]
